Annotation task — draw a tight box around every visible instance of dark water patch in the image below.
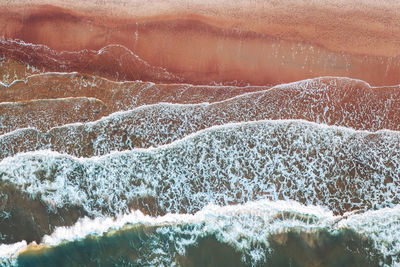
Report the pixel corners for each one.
[177,238,248,267]
[266,230,383,267]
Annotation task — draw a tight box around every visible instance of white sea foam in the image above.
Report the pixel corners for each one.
[0,120,399,217]
[0,241,27,260]
[1,200,399,266]
[1,76,400,159]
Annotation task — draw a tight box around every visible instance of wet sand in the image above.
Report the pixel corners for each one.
[1,1,400,85]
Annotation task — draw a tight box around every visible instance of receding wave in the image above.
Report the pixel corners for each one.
[0,57,41,85]
[1,200,399,266]
[0,71,264,122]
[0,97,108,134]
[0,120,399,243]
[0,38,183,83]
[1,77,400,158]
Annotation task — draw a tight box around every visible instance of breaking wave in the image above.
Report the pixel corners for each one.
[1,200,399,266]
[0,120,399,222]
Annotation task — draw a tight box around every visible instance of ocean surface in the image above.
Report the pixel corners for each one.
[1,1,400,265]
